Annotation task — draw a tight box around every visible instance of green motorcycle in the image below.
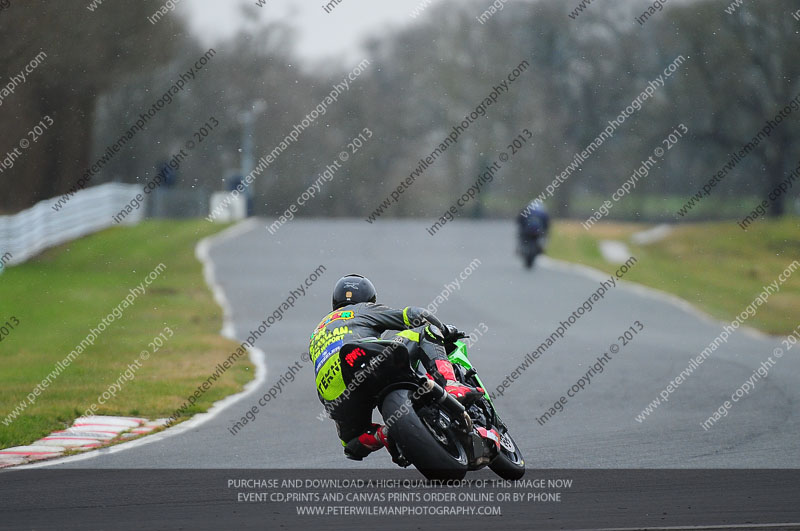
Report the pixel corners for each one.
[340,332,525,481]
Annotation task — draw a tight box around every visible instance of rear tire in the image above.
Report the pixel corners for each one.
[380,389,468,480]
[521,240,539,269]
[524,254,534,269]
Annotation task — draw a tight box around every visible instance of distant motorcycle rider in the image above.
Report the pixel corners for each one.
[309,274,484,463]
[517,200,550,241]
[516,200,550,267]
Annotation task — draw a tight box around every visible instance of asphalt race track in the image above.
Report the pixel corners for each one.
[42,219,799,469]
[4,219,800,529]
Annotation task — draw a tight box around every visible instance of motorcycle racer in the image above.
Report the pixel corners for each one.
[309,274,484,463]
[516,200,550,268]
[517,199,550,242]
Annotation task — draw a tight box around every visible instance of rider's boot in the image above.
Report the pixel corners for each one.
[434,359,485,404]
[417,326,484,403]
[344,423,409,466]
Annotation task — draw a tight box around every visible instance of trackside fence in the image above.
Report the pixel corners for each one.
[0,183,143,268]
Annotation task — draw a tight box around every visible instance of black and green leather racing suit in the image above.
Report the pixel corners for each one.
[308,302,447,444]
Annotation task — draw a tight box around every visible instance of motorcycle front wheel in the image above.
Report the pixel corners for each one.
[489,427,525,480]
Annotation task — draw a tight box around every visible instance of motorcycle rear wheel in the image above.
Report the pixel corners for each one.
[381,389,468,480]
[523,253,535,269]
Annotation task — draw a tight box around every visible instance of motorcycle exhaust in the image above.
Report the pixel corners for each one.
[419,378,466,418]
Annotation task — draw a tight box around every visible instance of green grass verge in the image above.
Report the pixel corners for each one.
[548,217,800,336]
[0,221,254,449]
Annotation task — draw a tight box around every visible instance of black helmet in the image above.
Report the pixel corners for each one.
[332,274,376,310]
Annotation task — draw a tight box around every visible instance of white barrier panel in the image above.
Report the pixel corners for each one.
[0,183,144,268]
[209,192,247,222]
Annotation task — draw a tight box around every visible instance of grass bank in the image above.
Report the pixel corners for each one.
[548,217,800,335]
[0,221,253,448]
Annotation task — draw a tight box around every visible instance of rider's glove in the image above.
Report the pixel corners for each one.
[442,324,467,341]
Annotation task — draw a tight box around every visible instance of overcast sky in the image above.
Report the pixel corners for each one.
[179,0,694,65]
[180,0,448,63]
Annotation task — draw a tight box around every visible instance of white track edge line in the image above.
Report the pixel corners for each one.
[15,218,266,470]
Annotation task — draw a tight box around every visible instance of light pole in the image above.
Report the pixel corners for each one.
[238,99,267,216]
[240,99,267,177]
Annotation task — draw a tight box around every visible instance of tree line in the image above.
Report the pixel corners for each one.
[1,0,797,221]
